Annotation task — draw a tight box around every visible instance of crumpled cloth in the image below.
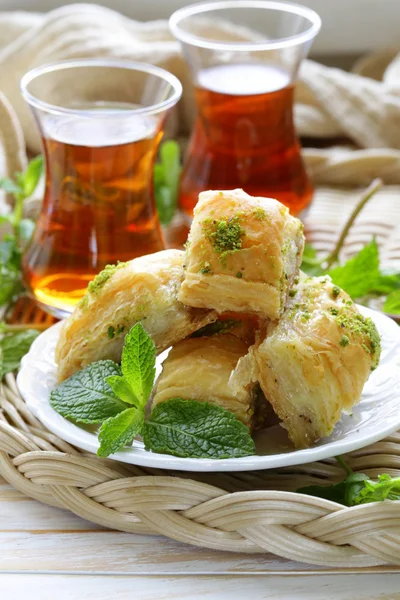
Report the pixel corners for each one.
[0,5,399,171]
[0,2,400,226]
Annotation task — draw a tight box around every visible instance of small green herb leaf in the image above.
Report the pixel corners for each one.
[352,473,400,504]
[384,289,400,314]
[301,243,325,276]
[50,360,127,423]
[154,140,181,226]
[297,472,400,507]
[0,177,23,196]
[106,375,139,407]
[17,218,35,245]
[327,239,398,299]
[143,398,255,459]
[98,407,145,456]
[20,155,44,197]
[121,323,156,408]
[0,328,39,376]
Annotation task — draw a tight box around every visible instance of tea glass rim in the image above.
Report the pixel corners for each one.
[169,0,321,51]
[20,58,183,118]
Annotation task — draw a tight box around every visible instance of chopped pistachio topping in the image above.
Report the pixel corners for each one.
[236,271,243,278]
[202,216,245,266]
[331,285,341,298]
[107,326,115,339]
[252,207,267,220]
[289,289,297,297]
[340,335,350,347]
[335,311,381,368]
[87,262,127,295]
[200,261,213,275]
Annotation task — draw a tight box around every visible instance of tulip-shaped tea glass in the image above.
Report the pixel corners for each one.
[21,59,182,317]
[170,0,320,218]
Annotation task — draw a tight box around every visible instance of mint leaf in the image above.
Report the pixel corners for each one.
[106,375,139,406]
[143,398,256,459]
[50,360,127,423]
[17,218,35,245]
[154,140,181,226]
[0,177,23,196]
[298,473,374,507]
[384,289,400,314]
[301,243,324,276]
[98,407,145,456]
[20,155,44,197]
[121,323,155,408]
[0,329,39,376]
[352,474,400,504]
[328,240,379,297]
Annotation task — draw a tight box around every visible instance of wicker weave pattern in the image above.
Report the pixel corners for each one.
[1,372,400,568]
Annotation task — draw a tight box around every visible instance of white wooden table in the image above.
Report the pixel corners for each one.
[1,475,400,599]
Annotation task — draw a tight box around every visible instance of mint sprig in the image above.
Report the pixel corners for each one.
[50,360,127,423]
[0,155,43,307]
[154,140,181,226]
[297,458,400,506]
[143,398,255,459]
[50,322,255,459]
[300,178,400,309]
[0,327,39,377]
[98,407,145,457]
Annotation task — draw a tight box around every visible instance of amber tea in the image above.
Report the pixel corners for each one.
[21,59,182,317]
[179,63,312,218]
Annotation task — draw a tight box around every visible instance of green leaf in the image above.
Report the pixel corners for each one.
[352,474,400,504]
[0,329,39,376]
[384,289,400,314]
[143,398,256,459]
[106,375,139,406]
[298,473,374,507]
[50,360,127,423]
[0,266,22,307]
[155,186,175,226]
[0,177,23,196]
[97,407,145,457]
[300,243,324,276]
[20,155,44,197]
[160,140,181,192]
[120,323,156,408]
[154,140,181,226]
[191,319,240,338]
[328,239,381,299]
[17,218,35,244]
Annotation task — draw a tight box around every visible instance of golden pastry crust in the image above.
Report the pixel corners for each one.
[230,277,381,448]
[152,334,256,428]
[55,250,216,382]
[178,189,304,319]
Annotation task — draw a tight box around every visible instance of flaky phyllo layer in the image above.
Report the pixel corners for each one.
[152,333,257,429]
[56,250,217,382]
[230,276,381,448]
[178,189,304,319]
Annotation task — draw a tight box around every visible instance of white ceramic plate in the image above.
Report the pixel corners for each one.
[17,306,400,472]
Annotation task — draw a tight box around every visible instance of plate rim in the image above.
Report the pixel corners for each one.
[17,307,400,472]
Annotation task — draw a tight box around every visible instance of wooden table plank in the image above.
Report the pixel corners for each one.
[1,574,400,600]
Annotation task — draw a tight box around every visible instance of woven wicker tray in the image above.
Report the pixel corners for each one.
[1,187,400,568]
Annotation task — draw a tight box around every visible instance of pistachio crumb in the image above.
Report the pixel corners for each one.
[340,335,350,347]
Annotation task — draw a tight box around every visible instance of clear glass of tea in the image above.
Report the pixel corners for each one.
[20,59,182,317]
[170,0,321,218]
